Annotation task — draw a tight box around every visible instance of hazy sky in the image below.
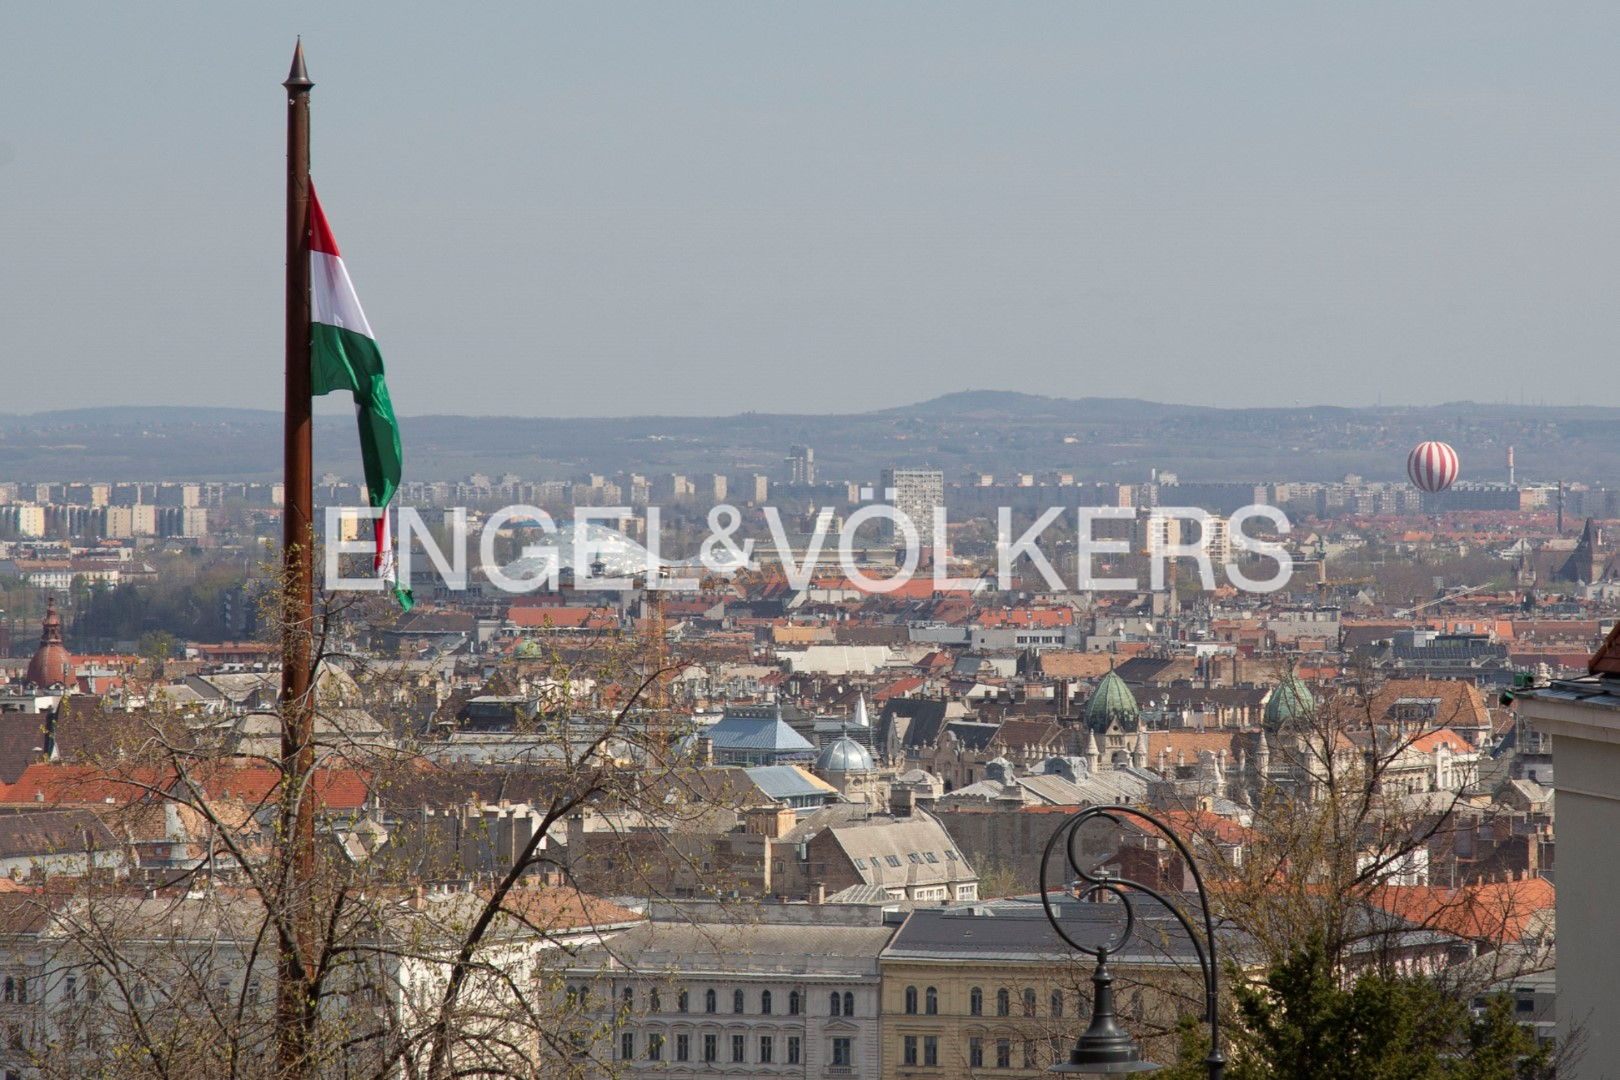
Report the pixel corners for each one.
[6,3,1620,417]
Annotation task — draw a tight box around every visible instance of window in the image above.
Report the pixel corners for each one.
[908,852,922,864]
[924,1035,938,1067]
[703,1033,717,1062]
[925,986,938,1015]
[620,1032,634,1061]
[904,1035,919,1065]
[761,989,772,1015]
[854,857,867,870]
[787,1035,801,1064]
[705,988,717,1014]
[622,987,634,1009]
[905,985,918,1014]
[2,978,11,1003]
[970,986,983,1016]
[64,976,76,1002]
[1051,990,1064,1018]
[733,988,745,1014]
[648,1033,664,1061]
[133,984,146,1006]
[832,1037,853,1067]
[676,1033,690,1062]
[760,1035,773,1063]
[996,1038,1011,1069]
[969,1037,984,1068]
[1024,1040,1038,1068]
[924,851,939,864]
[830,990,842,1016]
[731,1033,745,1062]
[843,991,855,1016]
[996,988,1010,1017]
[650,988,661,1012]
[885,855,902,867]
[789,989,801,1015]
[1023,988,1037,1016]
[678,989,689,1013]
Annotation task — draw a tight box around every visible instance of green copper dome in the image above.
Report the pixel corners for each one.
[1083,670,1140,732]
[1263,671,1315,729]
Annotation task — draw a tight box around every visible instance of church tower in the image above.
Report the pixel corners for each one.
[26,596,73,690]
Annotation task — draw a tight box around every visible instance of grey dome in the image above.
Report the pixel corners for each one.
[817,735,874,773]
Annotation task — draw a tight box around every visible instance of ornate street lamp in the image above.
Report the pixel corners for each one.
[1041,805,1225,1079]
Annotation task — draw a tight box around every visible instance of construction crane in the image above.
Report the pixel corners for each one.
[1393,581,1496,620]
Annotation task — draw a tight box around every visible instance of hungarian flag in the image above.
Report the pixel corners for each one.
[309,185,411,610]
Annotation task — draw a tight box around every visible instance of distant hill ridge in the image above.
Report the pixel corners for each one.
[4,394,1620,485]
[1,393,1605,427]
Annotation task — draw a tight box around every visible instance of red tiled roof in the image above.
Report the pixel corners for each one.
[0,764,161,806]
[873,676,926,701]
[1408,728,1470,754]
[506,606,618,630]
[974,607,1074,629]
[0,762,371,811]
[1366,878,1553,945]
[1155,809,1255,847]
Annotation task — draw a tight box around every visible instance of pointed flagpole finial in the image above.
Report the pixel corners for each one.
[284,37,314,92]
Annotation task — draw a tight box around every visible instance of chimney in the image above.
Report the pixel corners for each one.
[697,736,715,766]
[812,881,826,905]
[746,805,794,838]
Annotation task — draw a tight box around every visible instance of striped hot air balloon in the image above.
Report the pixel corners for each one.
[1407,441,1460,493]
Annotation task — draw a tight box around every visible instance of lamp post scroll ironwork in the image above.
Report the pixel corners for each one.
[1041,804,1226,1079]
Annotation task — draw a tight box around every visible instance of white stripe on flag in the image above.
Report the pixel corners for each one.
[312,250,375,338]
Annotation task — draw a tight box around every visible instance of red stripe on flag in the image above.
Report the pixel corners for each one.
[374,514,388,573]
[308,183,341,258]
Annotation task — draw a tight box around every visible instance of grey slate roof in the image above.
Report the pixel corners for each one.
[743,765,836,801]
[827,813,975,889]
[569,919,896,977]
[884,896,1212,966]
[825,884,896,904]
[0,809,120,859]
[704,713,815,752]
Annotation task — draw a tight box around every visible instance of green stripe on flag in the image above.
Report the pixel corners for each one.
[311,322,402,510]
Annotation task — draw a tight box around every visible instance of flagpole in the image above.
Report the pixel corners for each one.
[279,37,317,1079]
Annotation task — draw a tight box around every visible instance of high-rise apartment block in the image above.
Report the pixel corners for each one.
[881,468,944,551]
[788,445,815,486]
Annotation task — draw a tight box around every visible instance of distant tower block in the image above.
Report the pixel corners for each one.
[1507,445,1516,486]
[787,445,815,486]
[881,468,945,551]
